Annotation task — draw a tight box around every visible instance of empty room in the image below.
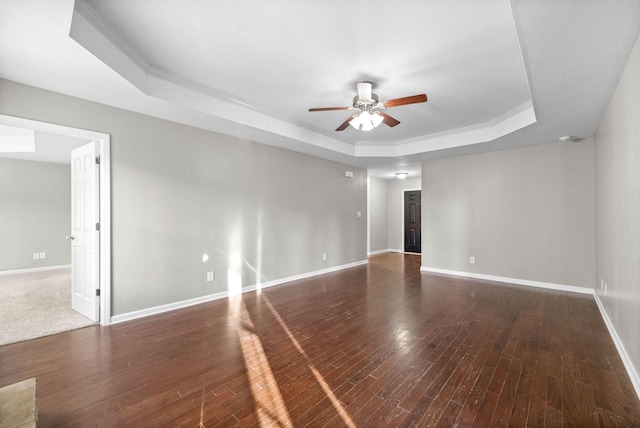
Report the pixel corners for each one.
[1,1,640,426]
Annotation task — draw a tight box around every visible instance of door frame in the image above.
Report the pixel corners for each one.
[402,188,421,254]
[0,114,112,326]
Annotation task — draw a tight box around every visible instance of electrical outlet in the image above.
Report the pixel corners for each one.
[33,253,40,260]
[604,282,608,296]
[39,252,46,259]
[322,253,327,261]
[469,256,475,264]
[207,271,215,282]
[357,211,362,218]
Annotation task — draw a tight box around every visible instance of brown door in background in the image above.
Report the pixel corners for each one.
[404,190,421,253]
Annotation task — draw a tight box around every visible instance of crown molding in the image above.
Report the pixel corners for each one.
[69,0,536,161]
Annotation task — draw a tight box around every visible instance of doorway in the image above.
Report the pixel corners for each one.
[404,190,421,253]
[0,114,112,326]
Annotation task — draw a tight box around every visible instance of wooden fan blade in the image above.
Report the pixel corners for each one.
[336,116,354,131]
[309,106,350,112]
[383,94,427,108]
[378,112,401,127]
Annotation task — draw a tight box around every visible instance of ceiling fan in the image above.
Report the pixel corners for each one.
[309,81,427,131]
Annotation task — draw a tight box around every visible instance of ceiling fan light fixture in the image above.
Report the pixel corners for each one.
[371,112,384,127]
[349,111,383,131]
[360,121,375,132]
[348,114,362,130]
[309,81,427,132]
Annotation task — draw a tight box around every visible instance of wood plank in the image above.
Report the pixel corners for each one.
[526,349,550,426]
[0,253,637,426]
[454,364,497,426]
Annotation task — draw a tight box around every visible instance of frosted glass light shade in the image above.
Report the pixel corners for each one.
[349,111,383,131]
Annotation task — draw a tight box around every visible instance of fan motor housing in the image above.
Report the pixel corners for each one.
[353,93,379,109]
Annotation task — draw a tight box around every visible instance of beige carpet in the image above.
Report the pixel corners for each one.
[0,269,96,346]
[0,378,37,428]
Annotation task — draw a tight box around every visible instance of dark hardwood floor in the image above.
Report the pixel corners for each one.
[1,253,639,427]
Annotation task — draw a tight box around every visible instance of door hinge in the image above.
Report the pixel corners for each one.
[96,156,101,164]
[96,289,100,297]
[96,222,100,231]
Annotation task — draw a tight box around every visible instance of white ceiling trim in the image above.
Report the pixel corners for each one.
[354,101,536,157]
[147,71,357,156]
[70,2,149,92]
[70,3,355,157]
[69,0,535,160]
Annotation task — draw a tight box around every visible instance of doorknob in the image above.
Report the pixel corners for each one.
[66,235,75,241]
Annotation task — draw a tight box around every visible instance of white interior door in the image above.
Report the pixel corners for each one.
[70,141,99,321]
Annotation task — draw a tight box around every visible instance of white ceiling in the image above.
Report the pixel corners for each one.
[0,127,89,164]
[1,0,639,178]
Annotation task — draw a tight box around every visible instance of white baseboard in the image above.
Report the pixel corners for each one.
[110,290,230,324]
[420,265,640,400]
[593,292,640,400]
[111,259,368,325]
[0,265,71,276]
[420,266,592,294]
[368,250,422,256]
[368,249,393,256]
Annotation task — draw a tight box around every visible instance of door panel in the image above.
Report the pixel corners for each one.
[70,142,99,322]
[404,191,421,253]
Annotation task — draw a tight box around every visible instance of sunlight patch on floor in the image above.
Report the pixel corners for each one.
[263,295,356,428]
[234,296,293,427]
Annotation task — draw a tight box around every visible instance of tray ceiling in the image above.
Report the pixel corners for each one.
[1,1,639,178]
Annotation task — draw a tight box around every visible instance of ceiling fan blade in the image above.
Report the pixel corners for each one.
[378,112,401,127]
[336,116,354,131]
[356,81,373,102]
[309,106,350,112]
[383,94,428,108]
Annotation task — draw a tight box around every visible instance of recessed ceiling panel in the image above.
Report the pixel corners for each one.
[80,0,533,147]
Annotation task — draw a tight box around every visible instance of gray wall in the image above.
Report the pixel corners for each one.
[0,157,71,271]
[0,79,367,316]
[421,140,596,288]
[595,35,640,379]
[368,177,389,253]
[387,177,421,252]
